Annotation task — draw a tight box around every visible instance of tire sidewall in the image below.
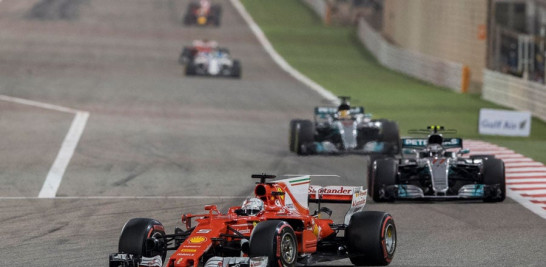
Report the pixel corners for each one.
[346,211,396,265]
[249,220,297,267]
[482,158,506,202]
[372,158,397,202]
[118,218,166,262]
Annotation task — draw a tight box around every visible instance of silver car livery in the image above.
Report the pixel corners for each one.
[369,126,506,202]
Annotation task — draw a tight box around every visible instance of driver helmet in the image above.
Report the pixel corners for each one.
[428,144,443,157]
[337,102,351,119]
[241,198,264,216]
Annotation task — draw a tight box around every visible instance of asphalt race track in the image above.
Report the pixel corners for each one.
[0,0,544,266]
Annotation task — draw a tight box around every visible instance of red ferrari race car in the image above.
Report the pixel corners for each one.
[183,0,221,26]
[109,174,397,267]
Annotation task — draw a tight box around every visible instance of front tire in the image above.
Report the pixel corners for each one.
[346,211,396,266]
[185,61,196,75]
[118,218,166,264]
[294,120,315,155]
[289,119,303,152]
[231,60,241,78]
[371,158,397,202]
[249,220,297,267]
[482,158,506,202]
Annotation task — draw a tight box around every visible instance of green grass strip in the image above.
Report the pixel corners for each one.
[241,0,546,164]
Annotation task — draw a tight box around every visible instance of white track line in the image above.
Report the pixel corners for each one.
[0,94,89,198]
[0,94,80,113]
[38,112,89,198]
[230,0,339,104]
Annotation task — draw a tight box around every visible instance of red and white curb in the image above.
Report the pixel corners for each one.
[466,140,546,219]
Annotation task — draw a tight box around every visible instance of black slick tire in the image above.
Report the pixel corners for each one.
[231,60,241,78]
[294,120,314,155]
[371,158,397,202]
[379,120,400,155]
[118,218,166,263]
[249,220,297,267]
[482,158,506,202]
[185,61,196,76]
[346,211,396,266]
[289,119,303,152]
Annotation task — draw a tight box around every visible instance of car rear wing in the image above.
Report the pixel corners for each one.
[314,106,364,116]
[308,185,364,203]
[308,185,368,225]
[401,138,463,149]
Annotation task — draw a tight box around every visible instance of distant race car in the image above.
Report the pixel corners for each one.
[109,174,397,267]
[183,0,221,26]
[178,39,219,65]
[290,96,400,155]
[369,126,506,202]
[185,48,241,78]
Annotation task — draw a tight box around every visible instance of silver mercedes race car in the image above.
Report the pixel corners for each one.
[289,96,400,156]
[369,126,506,202]
[185,48,241,78]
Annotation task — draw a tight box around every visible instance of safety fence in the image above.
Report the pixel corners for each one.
[357,18,470,93]
[482,69,546,122]
[301,0,330,24]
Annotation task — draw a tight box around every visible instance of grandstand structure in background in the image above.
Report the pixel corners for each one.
[306,0,546,121]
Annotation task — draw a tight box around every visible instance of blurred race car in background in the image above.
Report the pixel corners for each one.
[184,47,241,78]
[178,39,218,65]
[183,0,222,26]
[290,96,400,155]
[369,126,506,202]
[109,174,397,267]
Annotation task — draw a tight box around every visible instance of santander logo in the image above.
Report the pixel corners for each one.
[309,186,353,195]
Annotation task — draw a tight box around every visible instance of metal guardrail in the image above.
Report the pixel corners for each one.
[357,18,469,93]
[483,69,546,122]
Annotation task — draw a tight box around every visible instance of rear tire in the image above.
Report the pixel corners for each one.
[483,158,506,202]
[346,211,396,266]
[371,158,397,202]
[249,220,297,267]
[294,120,315,155]
[118,218,166,264]
[179,47,191,65]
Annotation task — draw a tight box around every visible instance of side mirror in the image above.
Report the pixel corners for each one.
[457,148,470,155]
[204,205,217,211]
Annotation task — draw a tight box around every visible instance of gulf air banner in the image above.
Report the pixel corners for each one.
[479,108,531,137]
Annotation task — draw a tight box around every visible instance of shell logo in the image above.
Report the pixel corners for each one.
[277,188,284,200]
[189,236,207,244]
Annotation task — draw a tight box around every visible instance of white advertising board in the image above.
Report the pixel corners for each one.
[479,108,531,136]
